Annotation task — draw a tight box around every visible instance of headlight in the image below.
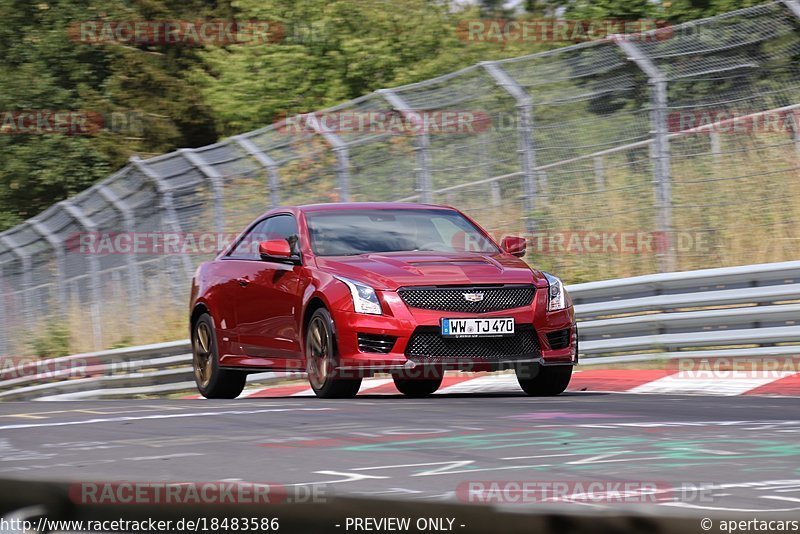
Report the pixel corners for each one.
[336,276,382,315]
[544,272,567,311]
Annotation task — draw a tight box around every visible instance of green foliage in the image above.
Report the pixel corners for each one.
[110,335,134,349]
[29,319,71,358]
[0,0,225,228]
[0,0,778,229]
[194,0,560,136]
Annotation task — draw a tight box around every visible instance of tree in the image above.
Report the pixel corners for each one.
[0,0,227,228]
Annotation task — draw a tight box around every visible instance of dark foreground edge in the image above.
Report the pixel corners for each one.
[0,478,793,534]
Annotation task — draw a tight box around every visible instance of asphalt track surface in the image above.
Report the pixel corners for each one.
[1,391,799,515]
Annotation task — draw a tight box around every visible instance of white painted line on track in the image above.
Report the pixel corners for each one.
[0,407,333,431]
[124,452,204,461]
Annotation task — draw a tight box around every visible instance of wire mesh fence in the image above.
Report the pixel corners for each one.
[2,1,800,355]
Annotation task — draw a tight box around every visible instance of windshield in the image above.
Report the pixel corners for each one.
[305,209,500,256]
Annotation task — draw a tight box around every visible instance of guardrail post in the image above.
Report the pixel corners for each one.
[378,89,433,203]
[28,219,68,308]
[615,38,676,272]
[304,114,351,202]
[97,182,142,331]
[235,135,281,207]
[481,61,538,234]
[179,149,225,233]
[60,201,103,350]
[130,156,195,281]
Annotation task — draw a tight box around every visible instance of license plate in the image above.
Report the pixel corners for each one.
[441,317,514,338]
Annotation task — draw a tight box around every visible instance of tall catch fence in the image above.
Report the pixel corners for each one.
[2,1,800,354]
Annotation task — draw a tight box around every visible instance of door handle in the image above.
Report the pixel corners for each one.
[237,277,250,287]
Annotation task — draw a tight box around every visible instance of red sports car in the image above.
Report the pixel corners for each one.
[189,203,577,399]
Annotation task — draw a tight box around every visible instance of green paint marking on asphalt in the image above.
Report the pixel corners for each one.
[341,428,800,467]
[339,429,577,452]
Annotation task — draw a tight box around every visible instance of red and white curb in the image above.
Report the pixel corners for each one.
[188,369,800,398]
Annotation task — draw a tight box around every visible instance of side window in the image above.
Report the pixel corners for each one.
[264,215,300,256]
[227,215,299,260]
[263,215,299,243]
[227,219,270,260]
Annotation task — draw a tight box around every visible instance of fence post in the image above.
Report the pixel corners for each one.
[593,156,606,192]
[481,61,538,234]
[782,2,800,157]
[0,235,31,351]
[0,261,6,356]
[709,132,722,161]
[28,219,67,308]
[615,38,676,272]
[235,135,281,207]
[180,149,225,233]
[60,201,103,350]
[378,89,433,203]
[781,0,800,18]
[130,156,195,281]
[305,114,351,202]
[97,181,142,332]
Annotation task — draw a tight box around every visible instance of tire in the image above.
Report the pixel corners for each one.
[305,308,361,399]
[515,363,572,396]
[192,313,247,399]
[393,375,443,397]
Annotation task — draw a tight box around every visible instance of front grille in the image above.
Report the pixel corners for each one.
[405,325,541,362]
[357,334,397,354]
[546,328,571,350]
[398,285,535,313]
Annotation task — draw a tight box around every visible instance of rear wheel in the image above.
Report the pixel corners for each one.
[305,308,361,399]
[192,313,247,399]
[393,375,443,397]
[516,363,572,396]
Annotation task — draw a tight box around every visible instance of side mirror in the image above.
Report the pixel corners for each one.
[501,236,527,257]
[259,240,299,264]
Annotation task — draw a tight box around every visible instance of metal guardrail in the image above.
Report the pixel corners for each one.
[0,260,797,401]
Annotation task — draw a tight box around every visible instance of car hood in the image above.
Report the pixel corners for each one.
[315,252,543,290]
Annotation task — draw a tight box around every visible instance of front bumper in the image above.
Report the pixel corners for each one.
[331,287,577,374]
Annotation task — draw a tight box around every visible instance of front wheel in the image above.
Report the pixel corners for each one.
[305,308,361,399]
[192,313,247,399]
[393,375,443,397]
[516,363,572,396]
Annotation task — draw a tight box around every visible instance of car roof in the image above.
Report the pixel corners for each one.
[296,202,454,213]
